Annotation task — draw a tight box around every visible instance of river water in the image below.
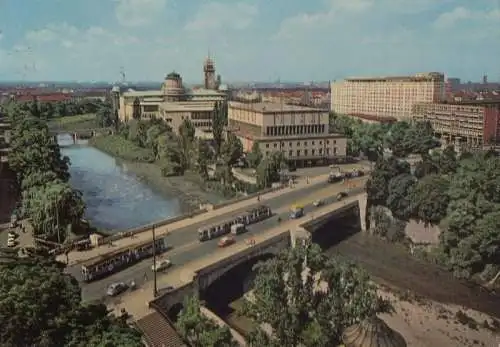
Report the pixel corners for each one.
[58,134,181,232]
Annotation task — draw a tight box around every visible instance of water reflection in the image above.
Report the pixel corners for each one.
[58,134,181,231]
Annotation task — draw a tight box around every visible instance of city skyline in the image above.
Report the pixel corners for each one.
[0,0,499,83]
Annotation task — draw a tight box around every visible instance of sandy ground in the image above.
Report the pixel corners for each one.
[379,287,500,347]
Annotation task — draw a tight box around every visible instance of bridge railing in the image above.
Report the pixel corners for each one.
[211,185,284,210]
[194,229,291,279]
[97,208,208,245]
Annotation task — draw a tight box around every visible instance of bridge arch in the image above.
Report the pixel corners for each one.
[200,252,275,306]
[167,302,184,321]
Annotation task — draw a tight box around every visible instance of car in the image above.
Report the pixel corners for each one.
[8,231,18,239]
[336,191,348,201]
[7,239,17,248]
[218,236,235,248]
[151,259,172,272]
[106,282,128,296]
[313,199,323,207]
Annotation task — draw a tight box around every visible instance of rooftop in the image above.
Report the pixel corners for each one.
[160,101,216,112]
[229,101,323,113]
[135,311,187,347]
[343,72,444,83]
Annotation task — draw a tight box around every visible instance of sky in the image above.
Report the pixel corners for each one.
[0,0,499,83]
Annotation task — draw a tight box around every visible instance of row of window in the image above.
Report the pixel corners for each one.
[265,148,337,157]
[265,139,336,149]
[265,124,326,136]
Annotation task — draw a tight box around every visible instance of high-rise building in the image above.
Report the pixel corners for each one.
[331,72,445,122]
[228,102,346,166]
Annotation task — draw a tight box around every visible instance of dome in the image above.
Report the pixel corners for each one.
[162,71,184,101]
[166,71,181,80]
[342,316,407,347]
[111,86,120,93]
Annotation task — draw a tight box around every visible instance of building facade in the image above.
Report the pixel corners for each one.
[116,58,227,136]
[228,102,347,166]
[0,112,10,170]
[412,101,500,148]
[331,72,445,122]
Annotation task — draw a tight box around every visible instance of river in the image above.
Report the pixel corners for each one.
[58,134,182,232]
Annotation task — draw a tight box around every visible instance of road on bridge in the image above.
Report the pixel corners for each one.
[62,174,368,266]
[70,182,366,303]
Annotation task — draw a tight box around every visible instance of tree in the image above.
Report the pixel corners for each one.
[176,295,237,347]
[255,152,285,189]
[212,101,226,155]
[410,121,439,156]
[386,173,416,221]
[222,132,243,167]
[132,97,141,120]
[247,142,263,169]
[439,153,500,279]
[242,243,390,346]
[145,124,163,156]
[8,117,70,183]
[365,157,410,207]
[0,256,143,347]
[384,121,413,158]
[410,174,450,226]
[195,140,210,180]
[96,102,113,127]
[21,179,85,241]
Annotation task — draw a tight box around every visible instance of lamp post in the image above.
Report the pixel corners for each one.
[152,224,158,297]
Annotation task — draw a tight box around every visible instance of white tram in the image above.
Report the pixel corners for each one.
[198,205,272,242]
[81,237,167,282]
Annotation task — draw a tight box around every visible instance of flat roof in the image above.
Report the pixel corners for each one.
[343,72,444,83]
[229,101,324,113]
[123,90,163,97]
[160,101,216,112]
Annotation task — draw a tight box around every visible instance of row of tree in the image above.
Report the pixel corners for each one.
[175,243,390,346]
[330,113,439,160]
[366,147,500,282]
[6,102,86,242]
[28,98,106,120]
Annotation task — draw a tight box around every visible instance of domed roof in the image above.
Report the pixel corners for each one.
[166,71,181,80]
[342,316,407,347]
[111,85,120,93]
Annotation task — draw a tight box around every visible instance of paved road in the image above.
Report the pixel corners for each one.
[74,183,365,303]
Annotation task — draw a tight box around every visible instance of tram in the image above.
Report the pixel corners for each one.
[81,237,167,283]
[198,205,272,242]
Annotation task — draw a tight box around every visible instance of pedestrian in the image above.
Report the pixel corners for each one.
[143,272,148,282]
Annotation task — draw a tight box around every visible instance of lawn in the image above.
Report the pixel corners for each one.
[48,114,99,131]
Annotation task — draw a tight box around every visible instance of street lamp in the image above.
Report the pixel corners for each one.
[152,224,158,297]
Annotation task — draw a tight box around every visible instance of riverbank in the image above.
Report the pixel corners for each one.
[89,135,228,210]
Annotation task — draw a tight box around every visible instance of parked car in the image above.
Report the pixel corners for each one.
[218,236,235,248]
[7,239,17,248]
[8,232,18,239]
[106,282,128,296]
[151,259,172,272]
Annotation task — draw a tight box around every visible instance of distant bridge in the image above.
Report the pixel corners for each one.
[50,127,113,136]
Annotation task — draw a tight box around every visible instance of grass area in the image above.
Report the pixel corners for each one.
[88,135,154,162]
[48,114,99,131]
[49,113,97,126]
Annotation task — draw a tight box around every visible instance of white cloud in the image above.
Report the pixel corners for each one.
[434,7,500,29]
[184,2,258,32]
[114,0,168,27]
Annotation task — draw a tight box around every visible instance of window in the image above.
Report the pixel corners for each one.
[289,142,292,146]
[326,140,330,144]
[312,149,315,155]
[296,150,300,156]
[289,150,293,156]
[334,147,337,154]
[304,149,308,156]
[266,144,270,148]
[304,141,307,146]
[274,143,278,148]
[297,142,300,146]
[312,141,315,145]
[319,148,323,154]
